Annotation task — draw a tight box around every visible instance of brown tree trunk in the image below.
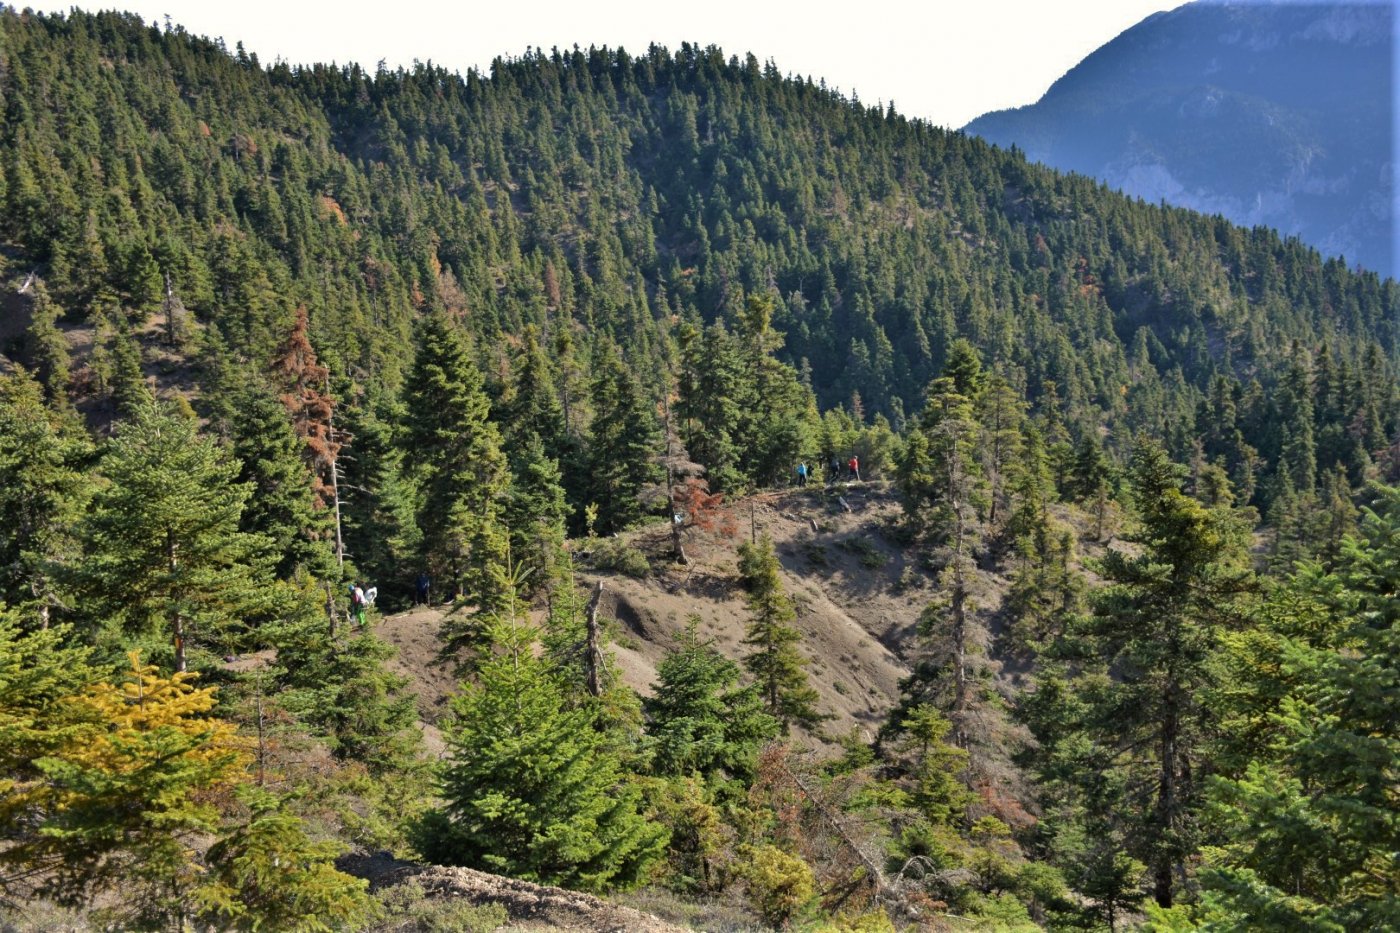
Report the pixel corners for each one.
[168,531,186,673]
[327,395,346,571]
[951,562,968,748]
[584,582,605,697]
[1154,681,1181,908]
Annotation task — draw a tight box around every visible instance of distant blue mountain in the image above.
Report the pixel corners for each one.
[964,1,1395,278]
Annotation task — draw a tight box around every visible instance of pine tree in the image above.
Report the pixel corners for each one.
[504,433,571,594]
[0,371,91,627]
[225,379,334,580]
[1083,438,1253,908]
[21,278,73,406]
[977,372,1026,526]
[1277,355,1318,496]
[338,389,422,609]
[734,293,817,488]
[197,786,374,932]
[645,618,778,780]
[0,609,98,830]
[269,308,341,514]
[738,536,822,730]
[417,613,666,892]
[676,319,745,491]
[71,399,270,671]
[403,314,511,615]
[1197,486,1400,929]
[586,341,662,533]
[8,653,249,928]
[108,316,152,418]
[269,584,422,773]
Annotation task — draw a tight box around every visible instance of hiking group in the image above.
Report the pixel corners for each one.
[347,582,377,625]
[795,455,861,486]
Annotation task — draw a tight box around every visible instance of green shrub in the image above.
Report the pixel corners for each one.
[588,538,651,578]
[735,843,815,928]
[838,535,886,569]
[374,879,510,932]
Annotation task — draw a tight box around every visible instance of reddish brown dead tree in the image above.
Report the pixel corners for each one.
[271,306,345,568]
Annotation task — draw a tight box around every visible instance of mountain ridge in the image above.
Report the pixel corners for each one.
[965,0,1395,277]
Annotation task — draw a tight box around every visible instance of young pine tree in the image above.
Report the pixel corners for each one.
[417,612,666,892]
[198,786,375,933]
[738,536,823,731]
[645,618,778,780]
[9,653,249,929]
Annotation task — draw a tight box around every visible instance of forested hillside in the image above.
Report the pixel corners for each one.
[0,8,1396,931]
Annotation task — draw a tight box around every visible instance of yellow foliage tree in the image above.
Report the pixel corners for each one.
[17,652,248,928]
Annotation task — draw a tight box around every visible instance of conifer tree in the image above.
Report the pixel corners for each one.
[0,609,98,829]
[418,612,666,892]
[71,399,269,671]
[504,433,571,593]
[403,314,511,615]
[9,653,249,928]
[269,307,343,566]
[738,536,822,730]
[1277,355,1318,496]
[1196,486,1400,929]
[977,372,1026,526]
[586,341,662,533]
[0,372,91,627]
[270,590,422,773]
[338,389,422,608]
[646,618,778,780]
[676,319,745,491]
[734,293,816,487]
[20,277,73,406]
[1082,438,1253,908]
[108,317,152,418]
[198,786,375,932]
[892,705,973,828]
[225,380,334,580]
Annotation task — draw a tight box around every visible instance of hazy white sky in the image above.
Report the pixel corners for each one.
[21,0,1183,127]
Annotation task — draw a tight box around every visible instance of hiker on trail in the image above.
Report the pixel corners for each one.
[829,455,842,484]
[351,583,367,626]
[415,572,431,606]
[796,462,808,487]
[849,455,860,482]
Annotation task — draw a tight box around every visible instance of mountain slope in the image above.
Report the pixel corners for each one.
[2,4,1394,463]
[965,0,1395,277]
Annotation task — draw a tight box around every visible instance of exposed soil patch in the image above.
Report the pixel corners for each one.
[341,852,687,932]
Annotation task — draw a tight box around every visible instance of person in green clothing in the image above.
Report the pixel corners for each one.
[350,582,367,626]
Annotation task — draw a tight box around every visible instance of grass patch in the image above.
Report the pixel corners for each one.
[838,535,887,569]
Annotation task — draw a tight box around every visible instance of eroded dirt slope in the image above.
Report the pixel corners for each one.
[376,483,938,752]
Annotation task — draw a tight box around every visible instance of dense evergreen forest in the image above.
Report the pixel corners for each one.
[0,8,1396,930]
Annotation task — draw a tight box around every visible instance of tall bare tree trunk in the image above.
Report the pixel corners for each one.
[584,582,605,697]
[168,531,186,673]
[326,382,346,572]
[663,392,686,564]
[1154,680,1181,908]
